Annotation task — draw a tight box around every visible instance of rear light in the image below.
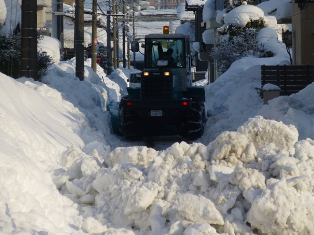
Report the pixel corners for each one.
[126,101,132,106]
[143,72,149,76]
[182,101,188,106]
[164,71,170,76]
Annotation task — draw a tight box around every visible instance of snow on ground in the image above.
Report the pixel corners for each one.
[2,60,314,234]
[2,0,314,234]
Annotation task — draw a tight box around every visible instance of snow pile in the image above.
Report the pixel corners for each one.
[2,52,314,234]
[223,5,265,28]
[276,2,292,20]
[258,82,314,141]
[256,28,278,44]
[257,0,291,15]
[38,36,61,64]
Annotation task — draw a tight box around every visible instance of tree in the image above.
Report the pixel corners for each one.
[210,18,274,74]
[0,34,52,80]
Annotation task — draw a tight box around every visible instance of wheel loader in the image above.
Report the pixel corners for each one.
[108,26,206,140]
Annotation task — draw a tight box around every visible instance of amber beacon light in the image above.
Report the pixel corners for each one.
[163,26,169,34]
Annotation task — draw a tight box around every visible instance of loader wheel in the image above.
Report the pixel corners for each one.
[181,97,206,140]
[118,105,143,141]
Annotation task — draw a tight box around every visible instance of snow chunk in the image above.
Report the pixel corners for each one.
[229,164,266,191]
[124,185,159,215]
[247,178,314,234]
[82,217,107,234]
[237,116,298,154]
[177,193,224,225]
[294,139,314,161]
[209,131,257,166]
[262,83,280,91]
[105,146,158,167]
[184,223,217,234]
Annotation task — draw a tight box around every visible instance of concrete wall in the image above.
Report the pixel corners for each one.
[292,2,314,65]
[37,8,46,28]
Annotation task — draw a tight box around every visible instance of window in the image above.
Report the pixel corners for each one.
[145,38,186,68]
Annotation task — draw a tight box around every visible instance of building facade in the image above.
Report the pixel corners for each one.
[292,1,314,65]
[145,0,185,9]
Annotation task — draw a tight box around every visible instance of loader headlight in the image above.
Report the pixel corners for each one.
[143,72,149,76]
[164,71,170,76]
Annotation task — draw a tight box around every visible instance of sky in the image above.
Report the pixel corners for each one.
[2,1,314,235]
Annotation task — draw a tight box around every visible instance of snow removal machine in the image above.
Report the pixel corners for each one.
[108,26,206,140]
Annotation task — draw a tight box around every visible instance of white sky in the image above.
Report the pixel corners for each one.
[2,1,313,235]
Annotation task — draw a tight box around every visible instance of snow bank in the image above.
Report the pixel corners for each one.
[2,64,314,234]
[52,113,314,234]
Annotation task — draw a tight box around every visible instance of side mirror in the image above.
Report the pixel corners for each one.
[131,41,139,52]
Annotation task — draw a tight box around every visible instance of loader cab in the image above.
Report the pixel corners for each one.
[143,34,192,90]
[144,37,187,69]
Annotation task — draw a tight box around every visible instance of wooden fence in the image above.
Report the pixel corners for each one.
[261,64,314,95]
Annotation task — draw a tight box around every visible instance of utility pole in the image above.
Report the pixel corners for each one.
[126,6,130,69]
[21,0,37,80]
[91,0,97,72]
[57,0,64,60]
[116,1,119,69]
[122,0,126,68]
[113,1,117,70]
[75,0,84,81]
[107,7,112,74]
[132,3,136,68]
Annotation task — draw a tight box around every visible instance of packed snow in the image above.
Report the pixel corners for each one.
[3,0,314,235]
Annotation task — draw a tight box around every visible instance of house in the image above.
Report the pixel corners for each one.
[37,0,52,36]
[145,0,185,10]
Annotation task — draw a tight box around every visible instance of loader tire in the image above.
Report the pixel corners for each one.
[181,97,206,140]
[118,101,143,141]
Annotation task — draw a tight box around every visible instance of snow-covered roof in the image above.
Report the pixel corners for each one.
[276,2,292,21]
[257,0,291,15]
[186,0,206,6]
[178,3,195,20]
[140,9,177,16]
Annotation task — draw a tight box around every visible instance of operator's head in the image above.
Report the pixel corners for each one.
[167,48,173,55]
